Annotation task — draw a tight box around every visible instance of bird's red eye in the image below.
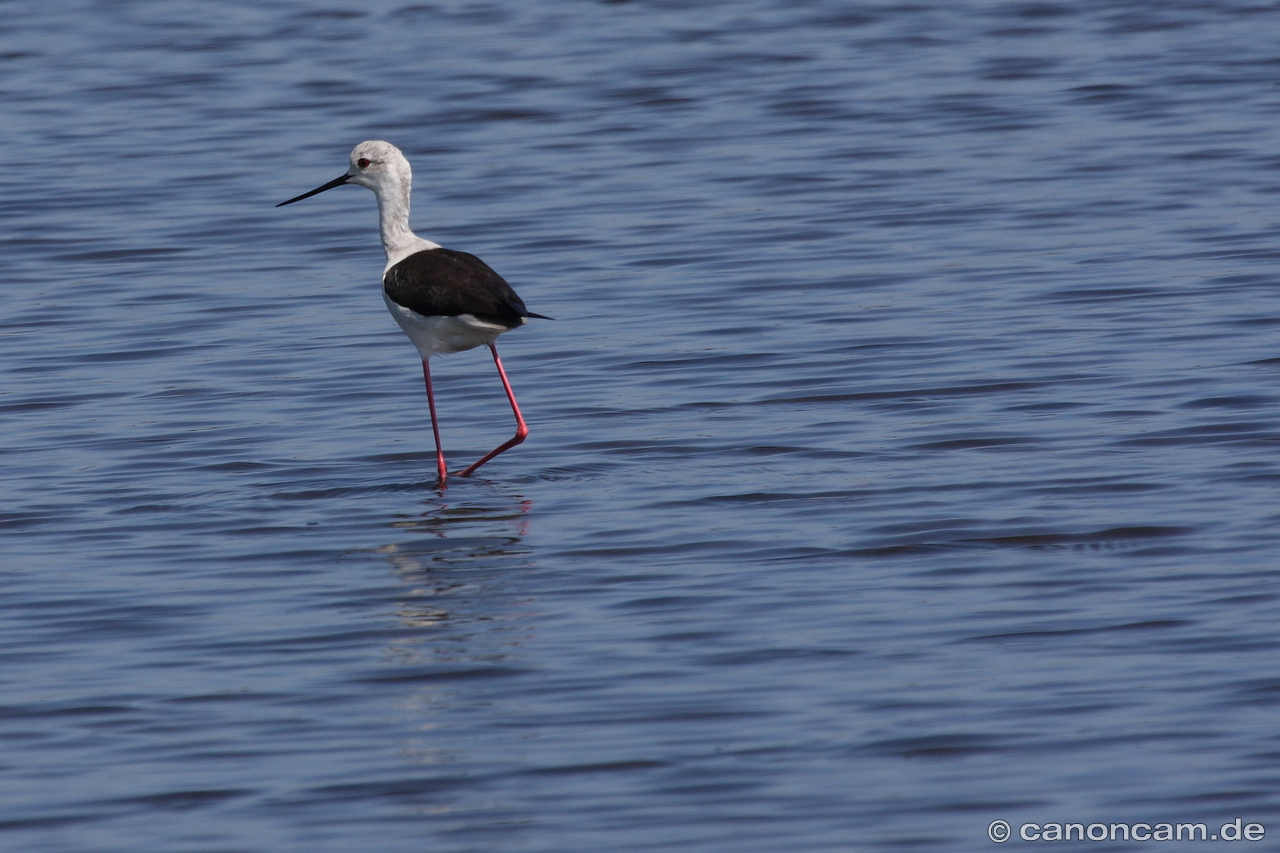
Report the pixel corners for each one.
[357,158,371,168]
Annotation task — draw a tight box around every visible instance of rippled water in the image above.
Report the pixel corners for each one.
[5,1,1280,850]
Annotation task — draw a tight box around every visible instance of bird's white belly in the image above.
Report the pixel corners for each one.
[383,291,512,358]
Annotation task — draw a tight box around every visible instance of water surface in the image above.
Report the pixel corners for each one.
[3,1,1280,850]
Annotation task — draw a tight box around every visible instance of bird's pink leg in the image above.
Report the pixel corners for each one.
[421,359,448,486]
[458,344,528,477]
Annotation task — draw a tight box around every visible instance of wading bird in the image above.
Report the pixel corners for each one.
[277,141,547,486]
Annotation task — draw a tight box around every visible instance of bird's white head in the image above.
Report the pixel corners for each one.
[277,140,435,264]
[344,140,412,195]
[276,139,412,207]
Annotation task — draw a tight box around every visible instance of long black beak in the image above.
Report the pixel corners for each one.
[276,173,351,207]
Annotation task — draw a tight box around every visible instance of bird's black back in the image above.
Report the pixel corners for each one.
[383,248,537,329]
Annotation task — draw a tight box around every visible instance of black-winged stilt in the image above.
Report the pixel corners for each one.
[277,140,547,486]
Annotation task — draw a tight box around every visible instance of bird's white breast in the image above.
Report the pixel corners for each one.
[382,291,515,359]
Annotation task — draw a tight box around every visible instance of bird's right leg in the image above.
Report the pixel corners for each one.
[457,344,528,478]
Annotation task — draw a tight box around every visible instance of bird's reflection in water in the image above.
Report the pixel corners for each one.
[372,493,537,772]
[377,492,535,641]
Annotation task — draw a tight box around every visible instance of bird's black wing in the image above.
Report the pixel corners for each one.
[383,248,537,329]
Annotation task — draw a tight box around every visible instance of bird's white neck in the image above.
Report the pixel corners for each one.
[374,178,439,270]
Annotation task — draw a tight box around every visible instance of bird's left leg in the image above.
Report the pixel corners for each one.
[421,359,448,486]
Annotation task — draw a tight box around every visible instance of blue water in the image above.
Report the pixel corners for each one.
[4,1,1280,850]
